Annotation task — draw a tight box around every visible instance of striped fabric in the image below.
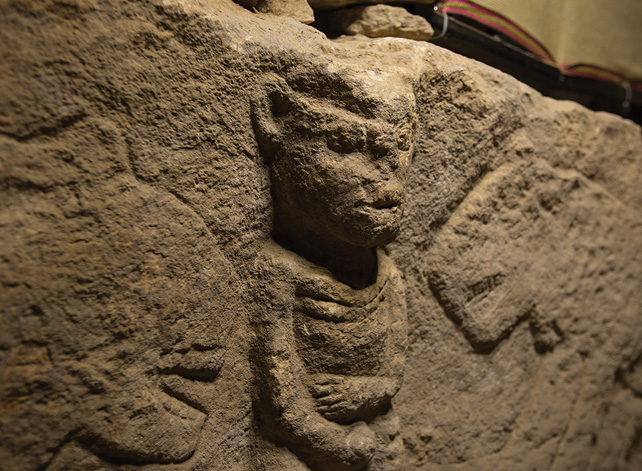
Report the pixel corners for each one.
[437,0,642,91]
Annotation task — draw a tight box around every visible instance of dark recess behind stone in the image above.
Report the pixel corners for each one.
[314,3,642,126]
[411,6,642,126]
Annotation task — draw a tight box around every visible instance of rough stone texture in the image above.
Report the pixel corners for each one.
[248,66,417,470]
[0,1,641,471]
[327,5,434,41]
[256,0,315,25]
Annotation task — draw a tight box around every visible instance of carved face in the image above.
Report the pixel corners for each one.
[269,92,416,247]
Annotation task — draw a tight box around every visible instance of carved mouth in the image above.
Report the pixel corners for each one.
[372,200,401,210]
[357,204,402,222]
[364,200,403,213]
[370,187,404,210]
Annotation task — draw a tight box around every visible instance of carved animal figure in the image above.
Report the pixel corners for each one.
[250,69,416,471]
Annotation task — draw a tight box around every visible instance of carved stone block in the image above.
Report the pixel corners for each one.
[0,1,640,470]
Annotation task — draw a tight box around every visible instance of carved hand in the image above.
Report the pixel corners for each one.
[310,374,397,421]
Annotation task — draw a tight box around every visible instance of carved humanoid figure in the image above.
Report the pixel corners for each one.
[251,69,416,471]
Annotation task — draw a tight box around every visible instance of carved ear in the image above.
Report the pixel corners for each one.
[250,76,295,164]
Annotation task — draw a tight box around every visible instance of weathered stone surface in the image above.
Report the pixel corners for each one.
[386,39,642,471]
[328,5,434,41]
[0,1,641,471]
[256,0,315,24]
[248,66,416,470]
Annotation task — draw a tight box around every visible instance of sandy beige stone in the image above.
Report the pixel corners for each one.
[0,1,640,470]
[256,0,315,24]
[329,4,434,41]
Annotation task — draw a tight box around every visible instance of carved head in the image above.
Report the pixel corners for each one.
[252,71,416,248]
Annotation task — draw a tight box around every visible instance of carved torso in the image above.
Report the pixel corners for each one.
[290,247,406,378]
[255,241,407,426]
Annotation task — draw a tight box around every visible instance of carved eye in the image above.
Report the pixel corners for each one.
[326,128,366,154]
[270,90,293,117]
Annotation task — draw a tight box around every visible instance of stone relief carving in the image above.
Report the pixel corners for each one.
[425,161,565,353]
[0,119,240,470]
[424,158,638,355]
[249,71,416,470]
[2,1,642,470]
